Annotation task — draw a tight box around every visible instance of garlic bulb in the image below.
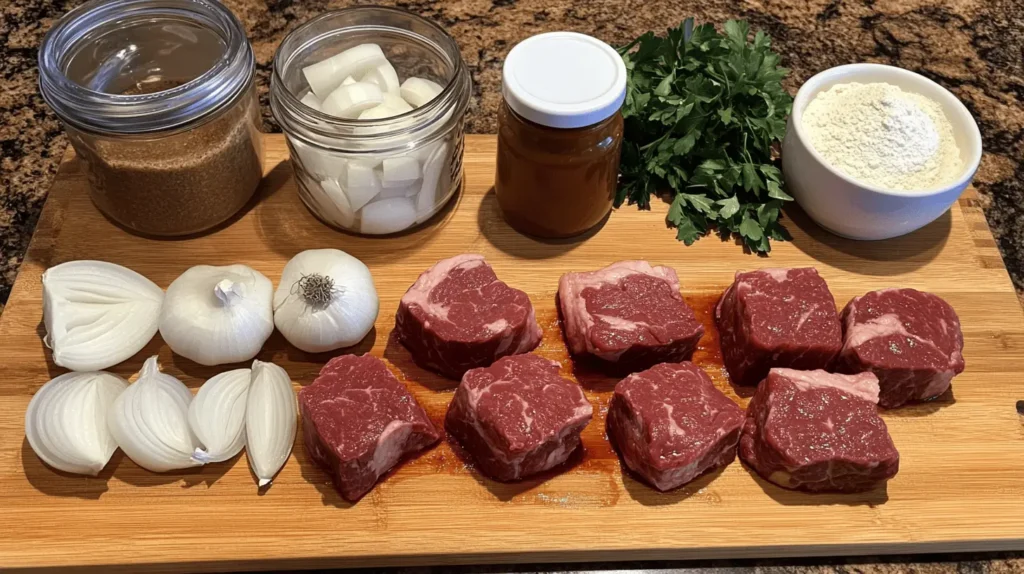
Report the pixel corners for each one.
[159,265,274,366]
[273,249,379,353]
[25,371,127,475]
[245,360,296,488]
[189,369,251,464]
[42,260,164,371]
[107,356,201,472]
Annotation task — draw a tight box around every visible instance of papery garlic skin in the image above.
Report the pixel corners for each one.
[42,260,164,372]
[25,371,127,476]
[273,249,379,353]
[159,265,274,366]
[245,360,297,488]
[189,369,251,464]
[107,356,201,473]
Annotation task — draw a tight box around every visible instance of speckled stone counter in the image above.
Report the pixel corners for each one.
[2,0,1023,571]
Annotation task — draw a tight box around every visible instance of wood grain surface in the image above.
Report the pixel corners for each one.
[2,135,1024,572]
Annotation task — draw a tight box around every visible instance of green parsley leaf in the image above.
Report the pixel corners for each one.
[739,216,764,241]
[717,196,741,219]
[616,18,794,253]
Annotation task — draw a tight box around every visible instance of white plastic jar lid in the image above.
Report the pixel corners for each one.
[502,31,626,129]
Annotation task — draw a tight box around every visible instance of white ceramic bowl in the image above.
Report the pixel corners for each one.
[782,63,982,240]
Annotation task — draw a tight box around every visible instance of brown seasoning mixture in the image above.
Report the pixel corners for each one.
[67,80,264,236]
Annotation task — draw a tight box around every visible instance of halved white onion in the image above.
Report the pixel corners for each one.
[42,260,164,372]
[25,371,127,476]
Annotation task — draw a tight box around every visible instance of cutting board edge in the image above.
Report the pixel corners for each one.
[5,536,1024,573]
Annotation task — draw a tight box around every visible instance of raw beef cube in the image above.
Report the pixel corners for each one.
[740,368,900,493]
[558,261,704,374]
[607,362,744,491]
[299,354,441,502]
[836,288,964,409]
[715,268,842,386]
[396,254,542,379]
[445,354,593,481]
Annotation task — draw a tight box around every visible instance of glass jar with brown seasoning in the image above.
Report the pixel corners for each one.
[38,0,263,237]
[495,32,627,238]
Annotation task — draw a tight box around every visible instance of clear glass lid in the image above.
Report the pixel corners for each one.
[38,0,254,134]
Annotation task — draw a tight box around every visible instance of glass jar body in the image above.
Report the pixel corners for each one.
[64,83,263,236]
[495,100,624,238]
[38,0,263,236]
[270,7,470,235]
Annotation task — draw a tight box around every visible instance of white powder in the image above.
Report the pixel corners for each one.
[802,82,963,191]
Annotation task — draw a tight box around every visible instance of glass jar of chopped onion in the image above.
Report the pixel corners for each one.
[270,7,471,235]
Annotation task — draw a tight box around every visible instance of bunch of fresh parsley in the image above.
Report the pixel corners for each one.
[616,19,794,253]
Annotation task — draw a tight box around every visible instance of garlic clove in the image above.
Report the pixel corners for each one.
[107,356,202,473]
[25,371,127,476]
[272,249,380,353]
[189,369,251,464]
[42,260,164,372]
[245,360,297,488]
[159,264,274,366]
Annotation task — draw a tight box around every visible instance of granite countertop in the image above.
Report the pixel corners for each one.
[1,0,1023,571]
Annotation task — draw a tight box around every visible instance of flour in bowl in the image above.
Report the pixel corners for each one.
[801,82,963,191]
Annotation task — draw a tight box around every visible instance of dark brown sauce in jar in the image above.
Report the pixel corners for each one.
[495,100,623,238]
[494,31,627,238]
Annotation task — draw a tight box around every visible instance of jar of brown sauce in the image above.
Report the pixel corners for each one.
[495,32,627,238]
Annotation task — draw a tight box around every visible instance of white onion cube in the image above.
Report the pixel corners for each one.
[358,103,400,120]
[384,93,414,113]
[400,77,444,107]
[360,197,417,234]
[378,184,420,199]
[343,161,382,210]
[299,92,322,111]
[302,43,387,100]
[322,81,384,119]
[290,137,346,180]
[381,156,421,189]
[359,61,401,95]
[416,142,451,223]
[320,179,356,228]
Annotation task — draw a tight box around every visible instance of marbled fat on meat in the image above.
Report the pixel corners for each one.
[299,354,440,502]
[445,354,593,482]
[396,254,542,379]
[606,362,744,491]
[836,288,964,408]
[739,368,900,493]
[715,267,843,386]
[558,260,704,374]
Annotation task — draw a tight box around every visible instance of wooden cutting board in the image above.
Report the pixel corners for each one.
[2,134,1023,572]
